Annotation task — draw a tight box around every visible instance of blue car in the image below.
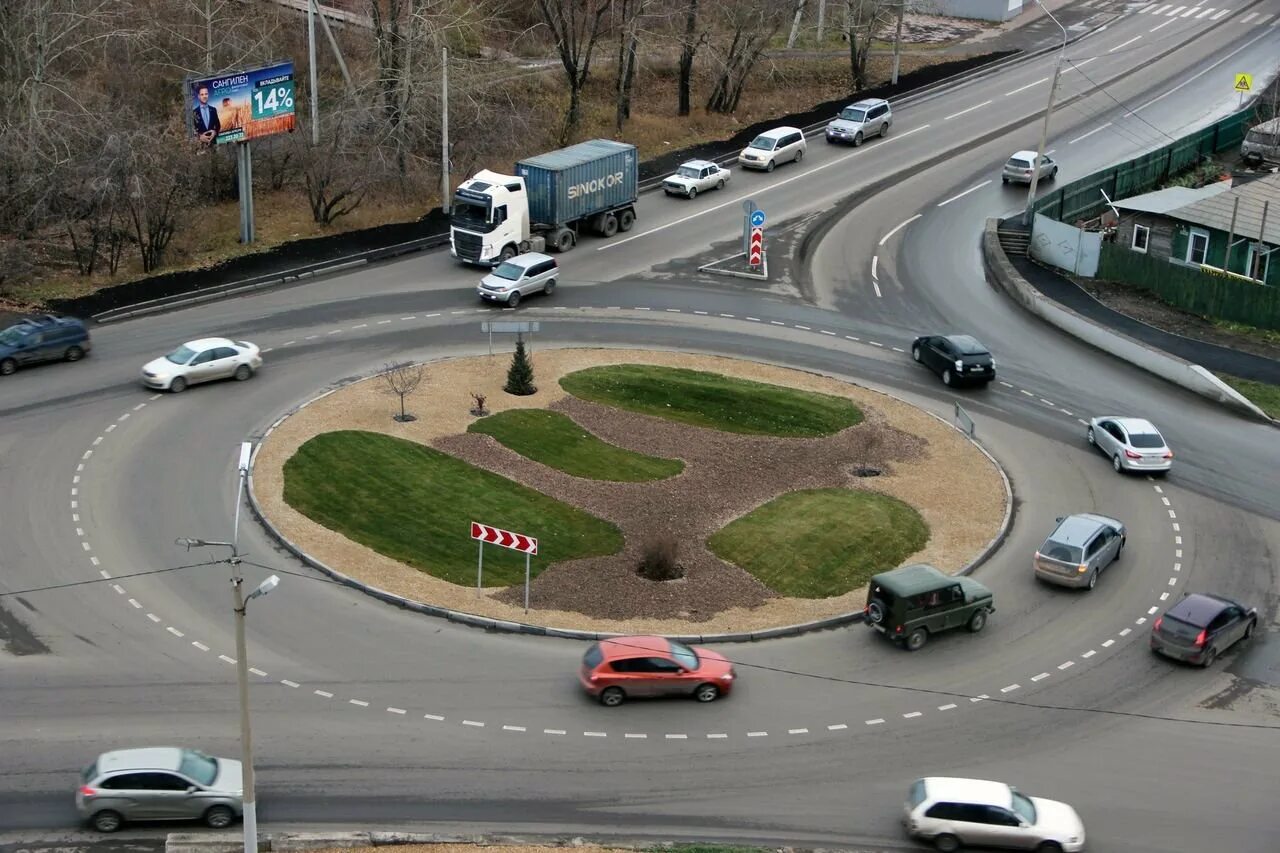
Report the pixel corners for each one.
[0,314,92,375]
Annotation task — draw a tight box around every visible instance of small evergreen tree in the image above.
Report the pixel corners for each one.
[504,337,536,395]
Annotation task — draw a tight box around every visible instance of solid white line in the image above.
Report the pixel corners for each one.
[944,100,993,121]
[350,699,370,707]
[192,641,210,651]
[871,255,879,280]
[937,180,993,207]
[879,214,923,245]
[872,279,882,298]
[1108,35,1142,52]
[600,124,933,249]
[388,707,407,715]
[1069,123,1112,144]
[1005,77,1049,96]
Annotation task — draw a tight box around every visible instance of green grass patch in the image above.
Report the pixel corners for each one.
[283,430,623,586]
[708,489,928,598]
[468,409,683,481]
[559,364,862,437]
[1211,319,1280,348]
[1215,374,1280,420]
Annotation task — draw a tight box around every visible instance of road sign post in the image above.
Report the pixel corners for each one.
[470,521,539,610]
[1234,72,1252,109]
[747,208,765,268]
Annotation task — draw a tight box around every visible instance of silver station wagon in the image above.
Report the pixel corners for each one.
[1034,513,1126,590]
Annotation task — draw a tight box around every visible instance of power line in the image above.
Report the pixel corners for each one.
[0,559,225,597]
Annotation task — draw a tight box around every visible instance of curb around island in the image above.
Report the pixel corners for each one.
[244,348,1016,645]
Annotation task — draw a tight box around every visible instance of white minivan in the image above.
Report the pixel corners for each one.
[738,127,806,172]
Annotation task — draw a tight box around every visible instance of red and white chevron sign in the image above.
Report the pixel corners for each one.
[748,226,764,267]
[470,521,538,555]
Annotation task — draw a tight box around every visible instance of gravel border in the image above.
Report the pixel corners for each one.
[246,349,1012,642]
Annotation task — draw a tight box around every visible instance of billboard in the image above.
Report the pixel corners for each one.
[188,61,296,146]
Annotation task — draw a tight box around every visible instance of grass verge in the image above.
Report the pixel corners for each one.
[708,489,929,598]
[468,409,683,481]
[560,365,863,437]
[1215,374,1280,420]
[283,430,623,586]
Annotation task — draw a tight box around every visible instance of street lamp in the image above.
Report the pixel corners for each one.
[178,441,277,853]
[1024,0,1069,225]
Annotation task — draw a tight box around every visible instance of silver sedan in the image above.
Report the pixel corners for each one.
[1087,416,1173,475]
[141,337,262,393]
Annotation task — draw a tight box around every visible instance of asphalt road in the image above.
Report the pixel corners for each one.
[2,2,1279,851]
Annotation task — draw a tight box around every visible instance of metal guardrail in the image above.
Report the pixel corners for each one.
[954,402,975,437]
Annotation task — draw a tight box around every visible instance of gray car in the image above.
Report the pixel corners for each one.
[1034,513,1126,590]
[826,98,891,146]
[1001,149,1057,185]
[478,251,558,307]
[1087,416,1173,475]
[1151,592,1258,667]
[77,747,243,832]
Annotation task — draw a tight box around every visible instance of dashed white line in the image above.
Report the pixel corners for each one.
[1150,18,1174,31]
[845,335,860,341]
[1161,496,1171,506]
[820,330,836,336]
[105,424,116,433]
[794,325,811,331]
[314,689,334,698]
[81,542,92,551]
[463,720,485,727]
[352,323,368,329]
[281,679,300,688]
[1119,628,1132,637]
[425,714,445,721]
[1172,522,1180,531]
[869,341,885,348]
[218,654,237,664]
[1000,684,1020,693]
[937,180,993,206]
[1058,661,1075,670]
[938,703,957,711]
[865,718,886,725]
[903,712,923,719]
[770,320,787,326]
[127,598,141,609]
[388,707,407,715]
[377,320,392,325]
[1099,641,1113,649]
[1005,77,1049,96]
[167,627,184,637]
[828,723,849,730]
[1020,389,1035,397]
[1031,672,1050,682]
[707,732,729,739]
[746,316,761,322]
[1148,607,1160,615]
[1136,617,1147,625]
[1168,577,1178,586]
[1168,510,1177,519]
[543,728,565,735]
[999,380,1014,387]
[891,346,905,353]
[75,528,84,537]
[719,313,735,318]
[1160,592,1170,601]
[1084,648,1100,656]
[625,733,647,739]
[943,100,993,121]
[249,667,268,677]
[400,316,416,321]
[747,731,769,737]
[282,340,296,346]
[1039,398,1054,406]
[666,733,689,739]
[350,699,370,707]
[584,731,606,737]
[146,613,161,623]
[788,727,810,734]
[504,725,527,732]
[879,214,922,245]
[192,641,210,651]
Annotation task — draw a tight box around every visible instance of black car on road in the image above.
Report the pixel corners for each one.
[1151,592,1257,667]
[912,334,995,387]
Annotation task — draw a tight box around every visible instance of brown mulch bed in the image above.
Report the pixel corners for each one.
[436,396,923,620]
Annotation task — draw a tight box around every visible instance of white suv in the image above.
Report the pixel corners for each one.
[826,98,891,146]
[904,777,1085,852]
[478,252,558,308]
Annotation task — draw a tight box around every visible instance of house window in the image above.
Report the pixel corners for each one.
[1131,224,1150,253]
[1245,243,1271,281]
[1185,228,1210,265]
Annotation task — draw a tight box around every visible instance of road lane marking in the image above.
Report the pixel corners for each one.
[543,728,565,735]
[314,690,333,698]
[249,667,267,676]
[879,214,922,245]
[1031,673,1050,682]
[938,704,957,711]
[788,728,809,734]
[463,720,485,727]
[1058,661,1074,670]
[167,627,184,637]
[1069,123,1112,144]
[829,723,849,729]
[349,699,369,707]
[865,719,885,725]
[219,654,237,664]
[281,679,300,688]
[1005,77,1049,96]
[388,707,407,714]
[937,180,992,206]
[1000,684,1020,693]
[600,125,932,249]
[192,641,210,651]
[903,712,923,719]
[146,613,161,623]
[1109,35,1142,52]
[944,100,993,121]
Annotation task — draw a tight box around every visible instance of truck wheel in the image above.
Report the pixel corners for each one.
[618,209,635,232]
[600,214,619,238]
[498,245,517,264]
[552,229,575,252]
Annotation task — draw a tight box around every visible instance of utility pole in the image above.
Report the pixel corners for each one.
[1024,0,1067,226]
[308,0,319,145]
[442,46,450,215]
[177,443,279,853]
[891,2,906,86]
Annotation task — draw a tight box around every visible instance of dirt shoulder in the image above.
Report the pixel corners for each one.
[251,349,1007,635]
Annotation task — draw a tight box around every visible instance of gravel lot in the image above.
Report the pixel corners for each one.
[252,349,1006,635]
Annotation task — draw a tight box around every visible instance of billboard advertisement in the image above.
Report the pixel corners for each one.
[188,61,296,146]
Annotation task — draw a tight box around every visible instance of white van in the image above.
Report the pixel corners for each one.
[1241,118,1280,166]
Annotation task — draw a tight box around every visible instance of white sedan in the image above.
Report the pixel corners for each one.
[141,337,262,392]
[662,159,731,198]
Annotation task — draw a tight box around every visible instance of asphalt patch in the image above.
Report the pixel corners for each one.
[0,598,49,656]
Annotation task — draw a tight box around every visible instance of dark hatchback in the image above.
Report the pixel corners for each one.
[0,314,91,375]
[1151,592,1258,667]
[911,334,995,387]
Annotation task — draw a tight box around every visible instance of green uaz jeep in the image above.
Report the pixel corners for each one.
[865,563,994,651]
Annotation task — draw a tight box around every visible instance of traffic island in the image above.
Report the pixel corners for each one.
[250,349,1008,638]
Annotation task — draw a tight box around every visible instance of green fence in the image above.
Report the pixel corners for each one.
[1098,244,1280,331]
[1033,109,1254,223]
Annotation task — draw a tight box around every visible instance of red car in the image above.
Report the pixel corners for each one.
[578,635,736,706]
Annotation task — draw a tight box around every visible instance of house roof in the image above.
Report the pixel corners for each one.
[1116,172,1280,244]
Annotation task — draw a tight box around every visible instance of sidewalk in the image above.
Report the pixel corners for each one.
[1008,252,1280,385]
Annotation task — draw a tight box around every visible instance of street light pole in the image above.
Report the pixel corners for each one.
[178,441,278,853]
[1024,0,1068,225]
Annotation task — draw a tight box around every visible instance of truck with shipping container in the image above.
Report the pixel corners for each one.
[449,139,638,266]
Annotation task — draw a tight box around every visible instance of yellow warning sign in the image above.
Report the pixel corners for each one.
[1234,73,1253,92]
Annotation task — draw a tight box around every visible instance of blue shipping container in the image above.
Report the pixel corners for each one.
[516,139,638,228]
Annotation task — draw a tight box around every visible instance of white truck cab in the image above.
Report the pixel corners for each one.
[449,169,540,266]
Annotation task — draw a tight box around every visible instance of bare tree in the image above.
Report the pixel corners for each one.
[295,101,381,225]
[675,0,704,116]
[142,0,281,75]
[118,126,195,273]
[786,0,808,49]
[845,0,895,90]
[704,0,787,114]
[381,361,425,422]
[613,0,649,132]
[535,0,611,141]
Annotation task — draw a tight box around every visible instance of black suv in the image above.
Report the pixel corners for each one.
[865,564,995,651]
[0,314,91,375]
